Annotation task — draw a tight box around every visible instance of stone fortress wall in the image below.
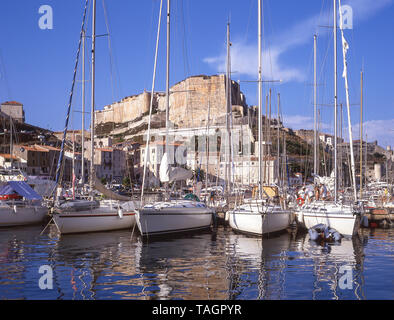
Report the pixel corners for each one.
[94,74,247,129]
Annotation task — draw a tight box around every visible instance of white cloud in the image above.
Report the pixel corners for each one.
[283,116,394,149]
[203,41,305,82]
[345,0,394,20]
[283,115,332,131]
[347,119,394,148]
[203,0,393,83]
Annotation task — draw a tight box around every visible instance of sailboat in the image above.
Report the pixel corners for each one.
[135,0,213,236]
[227,0,292,236]
[51,0,136,234]
[0,114,48,226]
[295,0,363,237]
[0,180,48,226]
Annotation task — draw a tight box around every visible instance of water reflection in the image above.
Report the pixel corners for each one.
[225,232,292,300]
[306,236,366,300]
[0,225,391,300]
[134,229,229,300]
[50,227,139,300]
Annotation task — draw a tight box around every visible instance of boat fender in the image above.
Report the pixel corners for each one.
[324,228,342,242]
[211,211,217,227]
[296,197,305,206]
[308,228,319,241]
[361,215,369,228]
[331,231,342,242]
[13,205,17,213]
[118,208,123,219]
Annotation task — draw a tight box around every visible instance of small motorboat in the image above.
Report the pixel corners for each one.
[308,223,342,242]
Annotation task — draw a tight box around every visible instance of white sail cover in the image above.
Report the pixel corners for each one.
[159,152,192,183]
[92,175,131,201]
[169,167,193,182]
[159,152,171,183]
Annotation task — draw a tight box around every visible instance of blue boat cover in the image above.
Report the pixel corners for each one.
[0,181,42,200]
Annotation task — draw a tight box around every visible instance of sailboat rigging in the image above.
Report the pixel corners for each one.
[295,0,365,237]
[227,0,292,236]
[50,0,136,234]
[135,0,214,237]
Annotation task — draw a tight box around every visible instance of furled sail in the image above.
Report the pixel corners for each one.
[159,152,171,183]
[159,152,193,183]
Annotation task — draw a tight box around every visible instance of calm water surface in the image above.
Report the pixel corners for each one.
[0,224,392,300]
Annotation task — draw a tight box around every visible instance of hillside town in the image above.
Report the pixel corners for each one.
[1,74,393,189]
[1,0,394,302]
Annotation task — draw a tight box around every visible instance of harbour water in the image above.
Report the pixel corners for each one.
[0,224,392,300]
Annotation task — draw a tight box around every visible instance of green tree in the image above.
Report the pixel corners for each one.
[122,176,131,188]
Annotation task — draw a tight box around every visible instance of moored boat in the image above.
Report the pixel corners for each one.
[0,181,48,227]
[228,200,292,236]
[136,199,213,236]
[296,200,361,236]
[52,199,136,234]
[308,223,342,242]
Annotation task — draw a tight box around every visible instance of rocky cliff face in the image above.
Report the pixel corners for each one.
[94,74,247,131]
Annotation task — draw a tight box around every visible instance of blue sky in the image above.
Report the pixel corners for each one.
[0,0,393,148]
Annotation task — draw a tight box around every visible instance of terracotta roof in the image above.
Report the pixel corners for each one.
[15,145,49,152]
[35,145,61,151]
[53,130,88,134]
[2,101,23,106]
[0,153,19,160]
[149,141,183,146]
[96,147,113,152]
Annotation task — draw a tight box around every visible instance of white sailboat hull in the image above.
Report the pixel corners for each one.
[296,202,361,236]
[299,212,359,236]
[53,201,136,234]
[0,202,48,226]
[136,201,213,236]
[228,204,292,235]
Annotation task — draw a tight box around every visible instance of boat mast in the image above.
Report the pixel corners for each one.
[165,0,170,151]
[268,88,271,184]
[258,0,263,198]
[277,93,280,186]
[333,0,338,202]
[9,116,13,168]
[141,0,163,205]
[205,100,211,193]
[313,34,317,176]
[165,0,170,197]
[90,0,96,197]
[339,0,357,201]
[360,70,363,198]
[81,29,86,186]
[72,130,76,199]
[365,132,367,188]
[225,22,232,198]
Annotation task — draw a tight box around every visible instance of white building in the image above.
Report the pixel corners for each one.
[0,153,25,170]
